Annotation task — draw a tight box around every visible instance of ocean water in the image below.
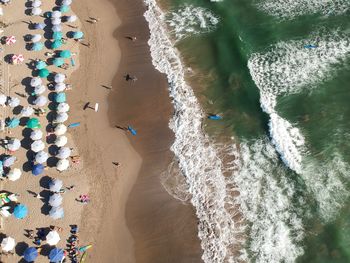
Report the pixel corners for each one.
[144,0,350,262]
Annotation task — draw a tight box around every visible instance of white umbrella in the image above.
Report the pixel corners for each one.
[46,230,60,245]
[0,207,11,218]
[48,194,63,207]
[31,34,42,43]
[49,178,63,192]
[30,129,43,140]
[54,73,65,83]
[31,140,45,152]
[7,138,21,151]
[35,151,48,164]
[7,194,19,202]
[3,156,16,167]
[49,206,64,219]
[34,85,46,95]
[55,136,68,147]
[62,0,72,5]
[1,237,15,252]
[56,147,71,159]
[31,7,42,16]
[51,18,61,25]
[54,124,67,135]
[55,112,68,123]
[34,95,48,107]
[52,25,62,32]
[30,77,42,87]
[32,0,42,8]
[54,83,66,92]
[56,159,69,172]
[57,103,69,113]
[8,97,20,108]
[67,15,77,23]
[7,168,22,181]
[21,106,34,117]
[52,10,62,18]
[0,94,7,106]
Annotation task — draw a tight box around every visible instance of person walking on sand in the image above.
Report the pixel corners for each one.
[125,36,137,41]
[35,193,44,199]
[89,17,99,23]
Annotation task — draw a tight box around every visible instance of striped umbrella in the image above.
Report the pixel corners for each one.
[12,54,24,64]
[5,36,16,45]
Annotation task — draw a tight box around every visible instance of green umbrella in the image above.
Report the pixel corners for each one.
[52,31,63,40]
[35,60,47,70]
[72,31,84,39]
[59,50,71,58]
[6,118,20,128]
[60,5,70,13]
[26,118,40,129]
[38,68,50,78]
[51,39,62,49]
[31,42,44,51]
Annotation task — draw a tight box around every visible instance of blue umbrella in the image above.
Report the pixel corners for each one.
[53,58,64,67]
[6,118,20,128]
[72,31,84,39]
[55,93,66,103]
[59,50,71,58]
[31,42,44,51]
[51,39,63,49]
[23,247,38,262]
[13,204,28,219]
[49,248,64,262]
[52,31,63,40]
[35,60,47,70]
[32,163,44,176]
[34,23,45,30]
[60,5,70,13]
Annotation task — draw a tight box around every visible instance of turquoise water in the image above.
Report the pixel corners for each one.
[161,0,350,262]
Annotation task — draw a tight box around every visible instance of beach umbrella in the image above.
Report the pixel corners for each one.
[49,206,64,219]
[30,129,43,140]
[6,118,20,128]
[48,194,63,207]
[59,50,71,58]
[62,0,72,5]
[56,159,69,172]
[54,83,65,92]
[52,10,62,18]
[72,31,84,39]
[52,25,62,32]
[46,231,61,246]
[1,237,15,252]
[54,92,66,103]
[66,15,77,23]
[0,94,6,106]
[34,23,45,30]
[32,163,44,175]
[31,140,45,152]
[7,168,22,181]
[49,248,64,262]
[49,178,63,192]
[53,58,64,68]
[55,112,68,123]
[60,5,70,13]
[57,147,71,159]
[31,42,44,51]
[55,136,68,147]
[31,34,42,43]
[54,73,66,83]
[33,95,48,107]
[52,31,63,40]
[57,103,69,113]
[11,54,24,64]
[5,35,16,45]
[33,84,46,95]
[21,106,34,117]
[31,7,42,16]
[23,247,38,262]
[54,124,67,135]
[51,17,61,25]
[51,39,62,49]
[8,97,20,108]
[3,156,16,167]
[7,138,21,151]
[13,204,28,219]
[35,151,48,164]
[26,118,40,129]
[38,68,50,78]
[32,0,41,7]
[35,60,47,70]
[30,77,42,87]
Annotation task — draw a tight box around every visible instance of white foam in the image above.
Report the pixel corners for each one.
[166,5,219,41]
[256,0,350,19]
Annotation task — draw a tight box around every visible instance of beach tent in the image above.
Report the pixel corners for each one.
[55,112,68,123]
[38,68,50,78]
[32,163,44,175]
[54,73,66,83]
[49,178,63,192]
[60,5,70,13]
[30,129,43,140]
[57,147,71,159]
[6,117,20,128]
[35,60,47,70]
[55,136,68,147]
[49,206,64,219]
[31,140,45,153]
[62,0,72,5]
[66,15,77,23]
[30,77,42,87]
[33,85,46,95]
[32,0,41,7]
[31,34,42,43]
[13,204,28,219]
[54,124,67,135]
[31,42,44,51]
[23,247,38,262]
[53,58,64,68]
[46,231,60,245]
[11,54,24,64]
[51,18,61,26]
[5,36,16,45]
[49,248,64,262]
[59,50,71,58]
[33,95,48,107]
[31,7,42,16]
[34,23,45,30]
[72,31,84,39]
[3,156,16,167]
[56,159,69,172]
[0,94,6,106]
[52,31,63,40]
[7,168,22,181]
[8,97,20,108]
[7,138,21,151]
[35,151,48,164]
[52,10,62,18]
[1,237,15,252]
[21,106,34,117]
[48,194,63,207]
[51,39,62,49]
[52,25,62,32]
[54,92,66,103]
[27,118,40,129]
[57,103,69,113]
